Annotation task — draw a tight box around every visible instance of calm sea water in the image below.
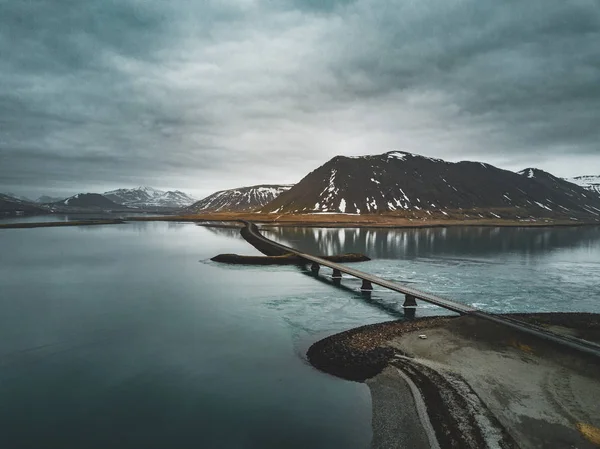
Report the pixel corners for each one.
[266,226,600,314]
[1,222,600,448]
[0,213,165,224]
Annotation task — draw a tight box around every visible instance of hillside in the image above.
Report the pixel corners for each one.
[0,194,45,215]
[187,185,293,213]
[565,175,600,195]
[261,151,600,218]
[50,193,125,210]
[103,187,196,209]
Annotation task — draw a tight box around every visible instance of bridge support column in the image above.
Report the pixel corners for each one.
[310,262,320,274]
[332,269,342,279]
[361,279,373,291]
[403,294,417,319]
[404,307,416,319]
[403,294,417,307]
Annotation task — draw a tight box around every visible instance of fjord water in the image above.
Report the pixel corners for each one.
[265,226,600,314]
[0,223,377,449]
[2,223,600,448]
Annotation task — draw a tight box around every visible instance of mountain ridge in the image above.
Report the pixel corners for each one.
[49,193,125,210]
[103,186,196,208]
[187,184,293,213]
[261,151,600,219]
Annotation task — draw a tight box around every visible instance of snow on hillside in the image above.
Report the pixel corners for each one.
[565,175,600,194]
[188,185,293,212]
[103,187,196,208]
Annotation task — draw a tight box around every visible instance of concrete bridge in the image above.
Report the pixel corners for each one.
[241,220,600,360]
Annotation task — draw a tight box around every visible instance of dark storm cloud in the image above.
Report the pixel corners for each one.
[1,0,599,198]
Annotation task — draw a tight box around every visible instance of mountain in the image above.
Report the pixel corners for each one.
[103,187,196,209]
[564,175,600,195]
[261,151,600,218]
[36,195,65,204]
[0,193,45,215]
[187,185,293,213]
[6,192,34,203]
[50,193,125,210]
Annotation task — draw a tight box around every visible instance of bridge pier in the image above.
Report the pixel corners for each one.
[361,279,373,291]
[310,262,320,274]
[332,269,342,279]
[403,294,417,308]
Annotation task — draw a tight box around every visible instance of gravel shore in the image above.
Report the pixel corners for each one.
[308,313,600,448]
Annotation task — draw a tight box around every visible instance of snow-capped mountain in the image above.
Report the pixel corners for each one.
[0,193,45,215]
[187,185,293,213]
[103,187,196,208]
[261,151,600,218]
[564,175,600,195]
[50,193,125,210]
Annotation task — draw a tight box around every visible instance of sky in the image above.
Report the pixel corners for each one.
[1,0,599,200]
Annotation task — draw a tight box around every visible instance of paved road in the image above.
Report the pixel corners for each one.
[241,220,600,360]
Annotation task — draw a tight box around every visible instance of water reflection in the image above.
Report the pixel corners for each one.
[264,226,600,259]
[201,225,244,240]
[299,266,407,319]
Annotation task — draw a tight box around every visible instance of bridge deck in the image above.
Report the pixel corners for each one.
[243,221,473,313]
[241,221,600,360]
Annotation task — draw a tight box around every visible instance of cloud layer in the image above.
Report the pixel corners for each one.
[2,0,599,197]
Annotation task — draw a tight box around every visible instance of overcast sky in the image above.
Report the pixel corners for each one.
[2,0,599,199]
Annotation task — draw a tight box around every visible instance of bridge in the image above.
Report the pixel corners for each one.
[240,220,600,360]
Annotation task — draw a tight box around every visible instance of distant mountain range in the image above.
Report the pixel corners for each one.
[0,193,45,215]
[103,187,196,209]
[261,151,600,218]
[3,161,600,219]
[187,185,293,213]
[565,175,600,195]
[1,186,197,215]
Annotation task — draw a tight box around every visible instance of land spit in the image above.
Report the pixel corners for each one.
[308,313,600,448]
[0,219,126,228]
[211,253,370,265]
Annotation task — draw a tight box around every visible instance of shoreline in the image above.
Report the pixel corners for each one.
[2,213,600,229]
[308,313,600,448]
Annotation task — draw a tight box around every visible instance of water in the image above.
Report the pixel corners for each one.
[2,222,600,448]
[0,223,379,449]
[0,213,166,224]
[264,226,600,314]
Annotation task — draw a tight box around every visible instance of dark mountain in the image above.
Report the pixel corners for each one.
[0,193,46,215]
[187,185,293,213]
[6,192,34,203]
[103,187,196,209]
[565,175,600,195]
[50,193,125,210]
[261,151,600,218]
